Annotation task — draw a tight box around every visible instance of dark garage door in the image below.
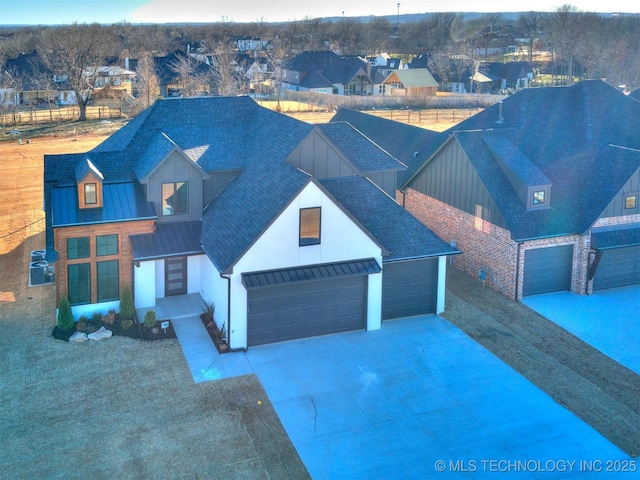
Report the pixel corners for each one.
[593,245,640,291]
[247,275,367,347]
[523,244,574,296]
[382,258,438,320]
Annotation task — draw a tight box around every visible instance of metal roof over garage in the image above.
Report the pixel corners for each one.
[242,258,381,289]
[592,225,640,250]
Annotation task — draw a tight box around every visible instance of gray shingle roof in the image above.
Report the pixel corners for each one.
[133,132,179,180]
[201,161,311,273]
[316,123,406,173]
[330,108,443,185]
[320,176,459,261]
[336,80,640,241]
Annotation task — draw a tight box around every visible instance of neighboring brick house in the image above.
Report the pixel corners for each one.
[44,96,458,349]
[332,80,640,300]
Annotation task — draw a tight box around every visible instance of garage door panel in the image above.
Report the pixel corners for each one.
[248,276,366,347]
[523,245,574,296]
[593,245,640,291]
[382,258,438,320]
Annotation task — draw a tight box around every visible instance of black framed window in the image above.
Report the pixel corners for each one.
[84,183,97,204]
[533,190,545,205]
[162,181,189,216]
[299,207,321,246]
[67,237,90,260]
[625,194,637,210]
[68,263,91,305]
[97,260,119,302]
[96,234,118,256]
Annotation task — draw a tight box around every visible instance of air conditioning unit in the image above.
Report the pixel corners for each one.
[30,261,48,286]
[31,250,46,262]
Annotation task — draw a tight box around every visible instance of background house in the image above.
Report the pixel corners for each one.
[333,80,640,300]
[44,96,458,350]
[1,51,76,106]
[382,68,438,97]
[280,50,385,95]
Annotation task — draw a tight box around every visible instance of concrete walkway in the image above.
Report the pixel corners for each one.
[171,316,254,383]
[443,268,640,457]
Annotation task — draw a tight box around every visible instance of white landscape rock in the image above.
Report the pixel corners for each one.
[88,326,112,341]
[68,331,88,342]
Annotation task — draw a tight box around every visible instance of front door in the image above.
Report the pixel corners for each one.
[165,256,187,296]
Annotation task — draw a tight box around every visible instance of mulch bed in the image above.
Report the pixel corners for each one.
[52,313,176,342]
[200,314,229,354]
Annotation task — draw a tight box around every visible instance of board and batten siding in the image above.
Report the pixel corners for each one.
[367,171,398,198]
[145,151,205,224]
[408,138,508,229]
[598,167,640,218]
[287,130,359,179]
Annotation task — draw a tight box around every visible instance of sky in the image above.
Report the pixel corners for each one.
[1,0,638,25]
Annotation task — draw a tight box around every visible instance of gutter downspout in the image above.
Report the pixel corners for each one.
[514,242,523,301]
[219,271,247,353]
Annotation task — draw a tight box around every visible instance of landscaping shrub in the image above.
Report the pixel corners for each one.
[119,284,134,320]
[144,309,157,329]
[102,310,116,325]
[57,297,74,332]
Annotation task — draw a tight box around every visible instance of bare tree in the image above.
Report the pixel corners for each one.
[364,17,391,55]
[542,5,586,85]
[517,12,541,63]
[39,23,116,120]
[211,43,243,96]
[169,53,208,98]
[132,51,160,114]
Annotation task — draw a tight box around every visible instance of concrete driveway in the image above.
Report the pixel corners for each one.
[523,285,640,375]
[241,316,633,479]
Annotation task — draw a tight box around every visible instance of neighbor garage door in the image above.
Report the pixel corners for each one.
[523,244,574,296]
[382,258,438,320]
[247,275,367,347]
[593,245,640,291]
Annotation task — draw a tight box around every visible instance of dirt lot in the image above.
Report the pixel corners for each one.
[0,130,309,479]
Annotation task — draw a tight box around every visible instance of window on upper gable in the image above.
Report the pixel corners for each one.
[162,182,189,216]
[624,194,637,210]
[299,207,321,246]
[84,183,97,205]
[533,190,545,205]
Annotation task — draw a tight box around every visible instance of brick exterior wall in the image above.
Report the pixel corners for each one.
[401,188,603,301]
[53,220,155,305]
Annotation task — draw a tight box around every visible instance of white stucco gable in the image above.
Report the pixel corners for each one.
[225,180,384,350]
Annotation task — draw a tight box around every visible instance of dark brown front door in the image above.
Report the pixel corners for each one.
[165,256,187,296]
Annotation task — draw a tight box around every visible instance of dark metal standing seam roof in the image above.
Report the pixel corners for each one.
[51,183,156,227]
[242,258,381,289]
[591,226,640,250]
[130,221,204,261]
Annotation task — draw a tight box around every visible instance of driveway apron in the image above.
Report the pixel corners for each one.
[244,316,632,479]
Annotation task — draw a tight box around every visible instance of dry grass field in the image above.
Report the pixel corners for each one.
[0,128,309,479]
